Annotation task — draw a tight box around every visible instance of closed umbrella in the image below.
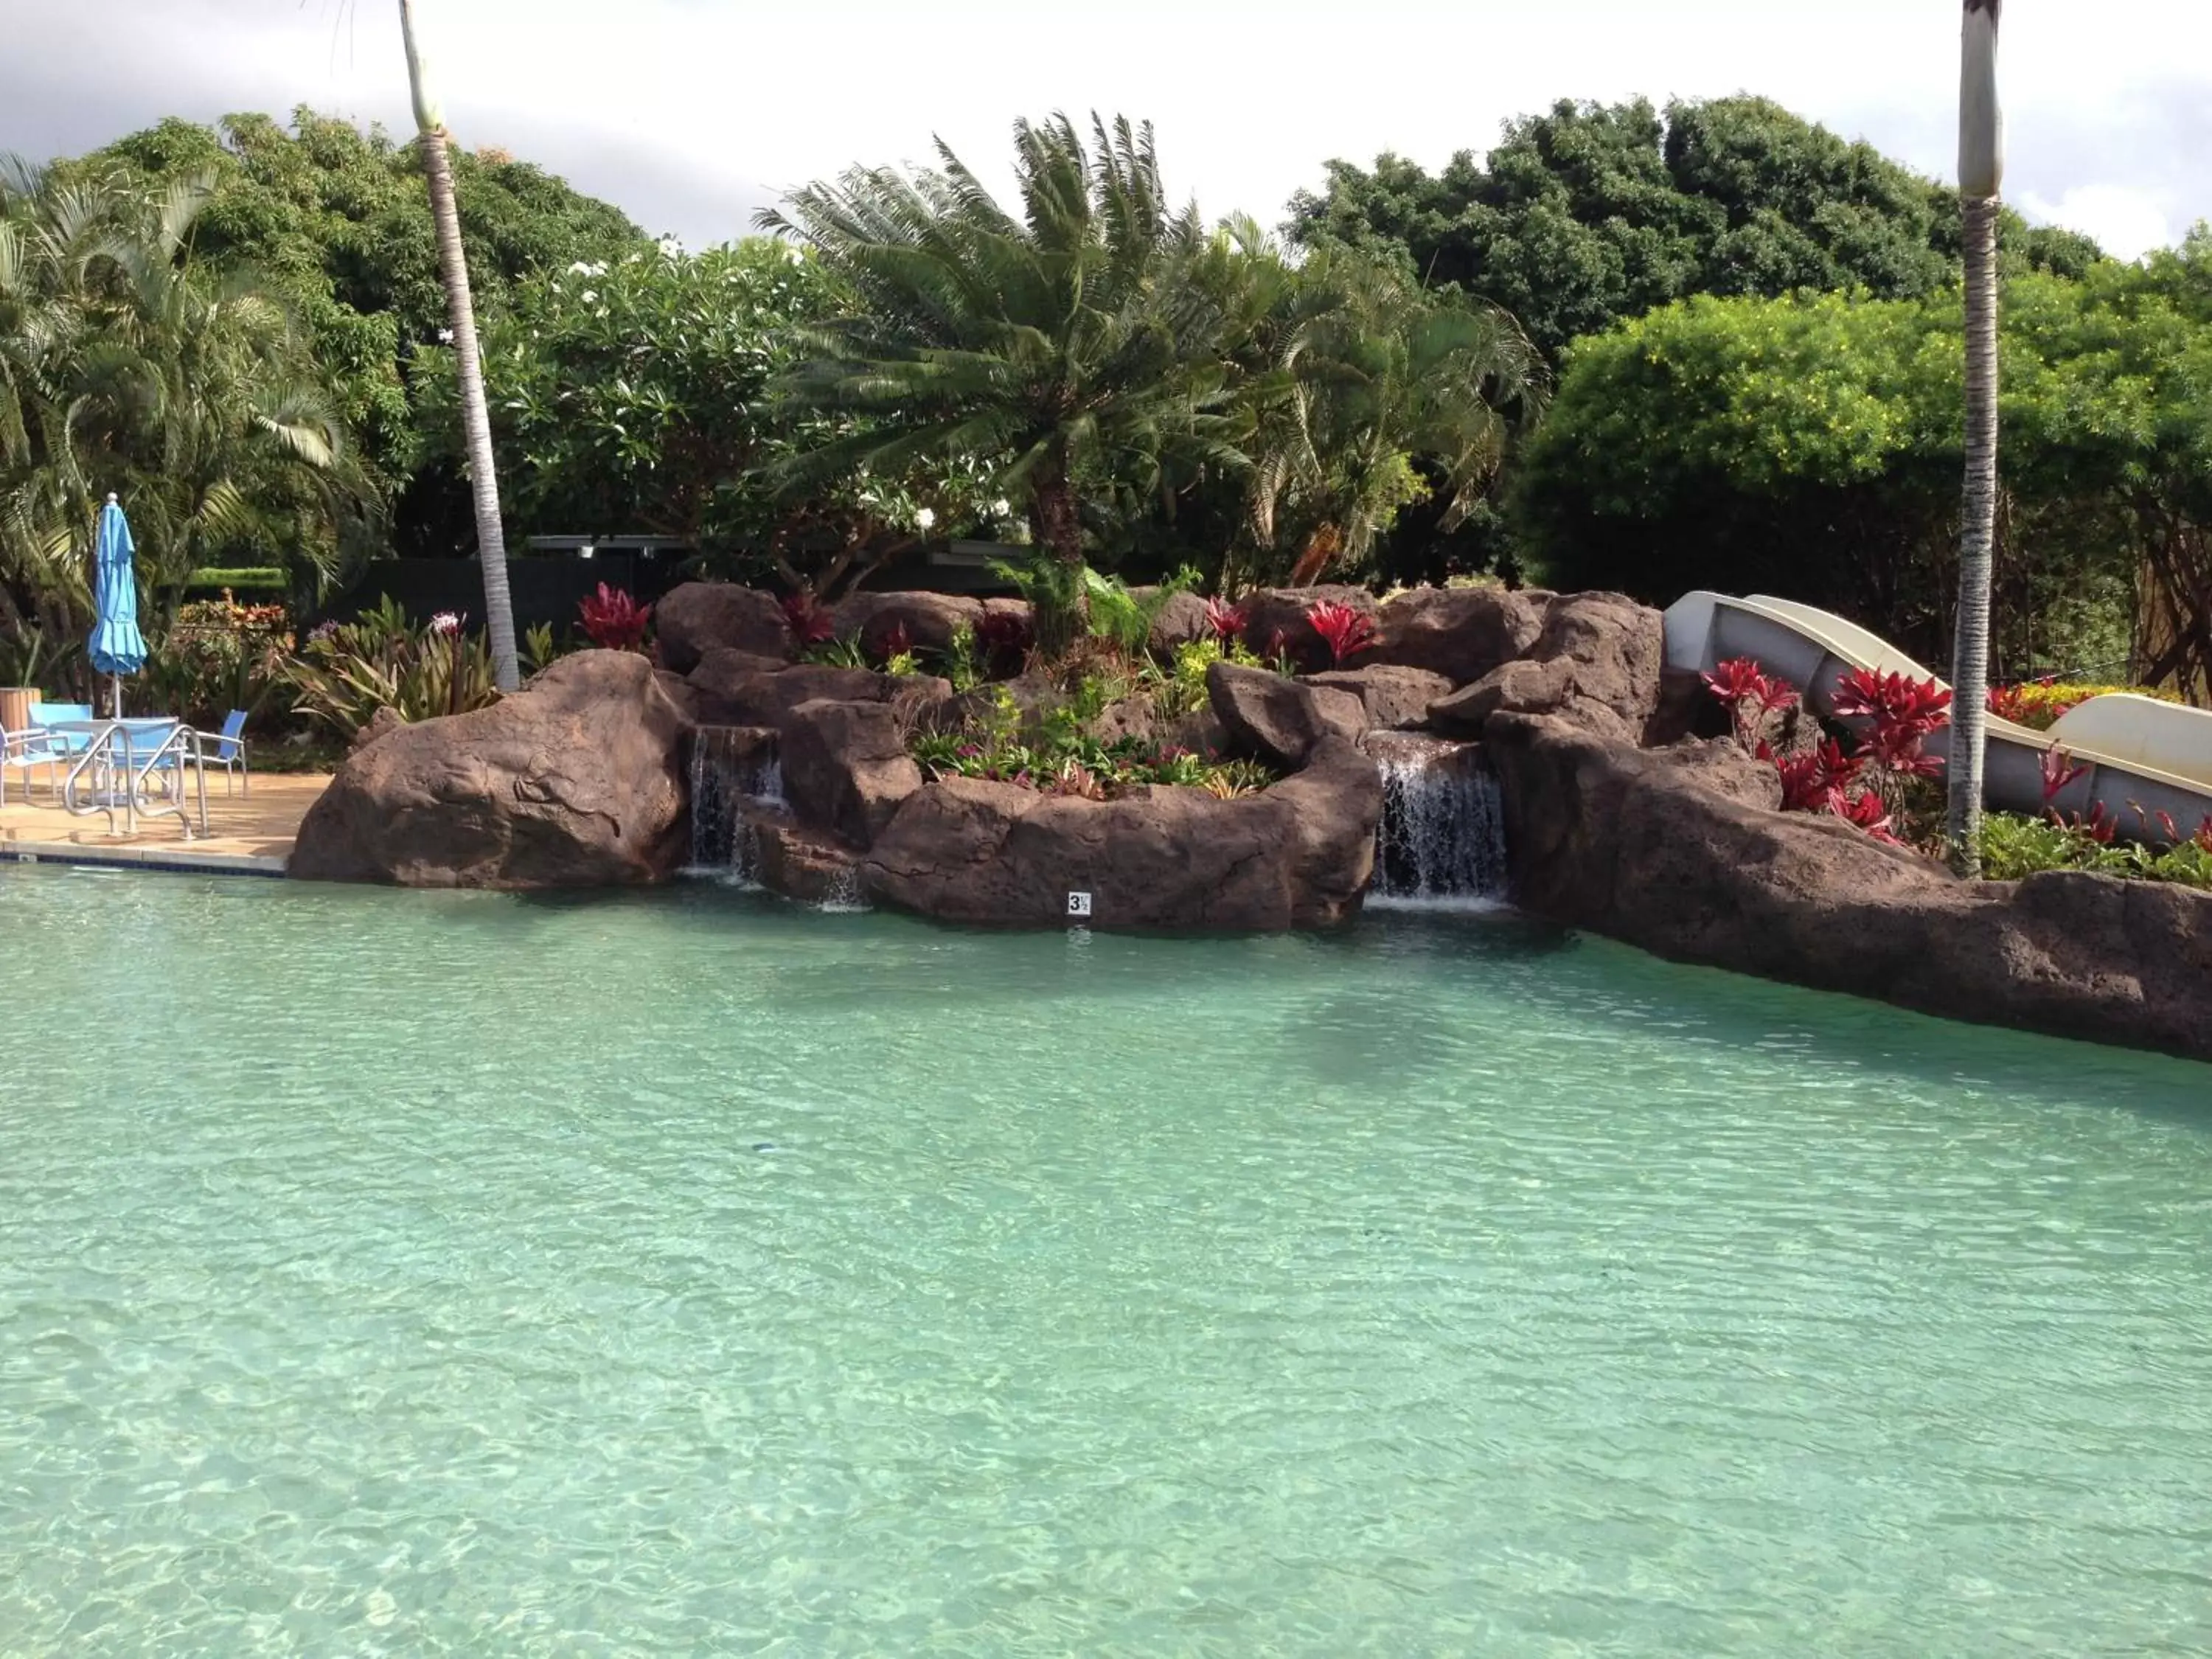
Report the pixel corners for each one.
[87,494,147,719]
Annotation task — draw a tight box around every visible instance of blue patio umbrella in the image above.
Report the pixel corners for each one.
[87,493,147,718]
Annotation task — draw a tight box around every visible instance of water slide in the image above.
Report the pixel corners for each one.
[1662,591,2212,843]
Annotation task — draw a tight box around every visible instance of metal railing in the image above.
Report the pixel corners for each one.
[60,722,209,840]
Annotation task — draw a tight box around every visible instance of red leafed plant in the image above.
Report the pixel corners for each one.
[1306,600,1376,666]
[579,582,651,651]
[781,590,836,646]
[2196,817,2212,855]
[1832,667,1952,740]
[1773,739,1861,813]
[1830,788,1902,844]
[1705,657,1800,752]
[2040,745,2090,804]
[873,622,913,666]
[1203,596,1248,644]
[975,607,1033,676]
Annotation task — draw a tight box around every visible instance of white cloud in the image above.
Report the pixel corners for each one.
[2021,186,2177,262]
[3,1,2209,256]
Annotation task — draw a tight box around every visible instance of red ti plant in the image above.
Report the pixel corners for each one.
[2039,744,2090,804]
[1306,600,1376,666]
[975,607,1034,676]
[579,582,651,651]
[2196,816,2212,855]
[781,589,837,647]
[1830,788,1903,845]
[1773,739,1862,812]
[1203,596,1248,644]
[1705,657,1801,753]
[872,622,914,667]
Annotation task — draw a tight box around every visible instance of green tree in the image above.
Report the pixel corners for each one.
[424,237,990,595]
[1287,95,2100,366]
[1242,248,1544,585]
[759,114,1252,646]
[1514,271,2212,696]
[0,164,368,658]
[66,105,645,555]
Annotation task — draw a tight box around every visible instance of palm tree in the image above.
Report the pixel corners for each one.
[1949,0,2005,872]
[759,114,1249,650]
[0,164,363,653]
[399,0,518,691]
[1245,251,1543,585]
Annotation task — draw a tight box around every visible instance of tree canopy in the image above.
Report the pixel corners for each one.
[64,109,647,547]
[1512,248,2212,694]
[1288,96,2104,364]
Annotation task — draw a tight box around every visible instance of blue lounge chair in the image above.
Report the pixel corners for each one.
[191,711,250,795]
[1,721,60,804]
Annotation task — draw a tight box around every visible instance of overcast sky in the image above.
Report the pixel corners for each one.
[6,1,2208,261]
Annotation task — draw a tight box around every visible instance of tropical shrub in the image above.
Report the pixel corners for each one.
[139,594,295,729]
[911,726,1273,800]
[1986,680,2184,731]
[1981,810,2212,888]
[1307,599,1377,666]
[285,597,498,735]
[577,582,651,651]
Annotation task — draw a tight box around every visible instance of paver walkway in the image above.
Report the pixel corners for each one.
[0,773,330,874]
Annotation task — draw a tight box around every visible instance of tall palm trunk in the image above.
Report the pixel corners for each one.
[400,0,519,692]
[1029,444,1088,655]
[1948,0,2004,872]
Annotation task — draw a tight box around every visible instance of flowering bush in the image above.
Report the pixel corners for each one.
[579,583,652,652]
[142,593,295,728]
[1988,679,2183,731]
[1306,600,1376,666]
[285,597,498,736]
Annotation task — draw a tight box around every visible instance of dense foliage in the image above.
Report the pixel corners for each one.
[69,110,646,552]
[1514,243,2212,691]
[1287,97,2101,366]
[1,164,368,689]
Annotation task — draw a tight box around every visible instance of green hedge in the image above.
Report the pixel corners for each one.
[183,567,286,594]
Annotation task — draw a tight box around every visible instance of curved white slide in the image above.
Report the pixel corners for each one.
[1663,591,2212,843]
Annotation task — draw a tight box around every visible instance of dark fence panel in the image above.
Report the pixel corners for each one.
[314,554,690,635]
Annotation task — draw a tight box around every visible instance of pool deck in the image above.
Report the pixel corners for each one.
[0,773,329,876]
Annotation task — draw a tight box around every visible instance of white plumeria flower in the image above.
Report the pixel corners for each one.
[428,611,464,636]
[991,498,1010,517]
[914,507,936,531]
[437,327,455,344]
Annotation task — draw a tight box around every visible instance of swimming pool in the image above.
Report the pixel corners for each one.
[4,866,2209,1653]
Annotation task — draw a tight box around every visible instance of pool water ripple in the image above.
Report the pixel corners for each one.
[3,866,2211,1654]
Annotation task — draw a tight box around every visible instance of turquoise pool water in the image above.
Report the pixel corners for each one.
[3,866,2211,1655]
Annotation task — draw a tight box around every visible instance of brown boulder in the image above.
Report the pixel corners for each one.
[289,651,688,888]
[860,737,1381,932]
[778,699,925,849]
[1431,591,1664,742]
[1139,588,1211,655]
[1486,711,2212,1063]
[654,583,791,673]
[686,655,953,735]
[832,590,984,659]
[1370,585,1551,685]
[1208,661,1365,768]
[1304,664,1455,733]
[737,803,864,906]
[1237,585,1380,674]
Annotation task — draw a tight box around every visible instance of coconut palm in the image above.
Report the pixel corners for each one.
[1950,0,2005,872]
[1245,251,1543,586]
[758,114,1251,648]
[399,0,518,691]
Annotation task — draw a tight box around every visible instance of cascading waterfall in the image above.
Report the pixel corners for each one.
[1365,731,1509,909]
[689,726,783,879]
